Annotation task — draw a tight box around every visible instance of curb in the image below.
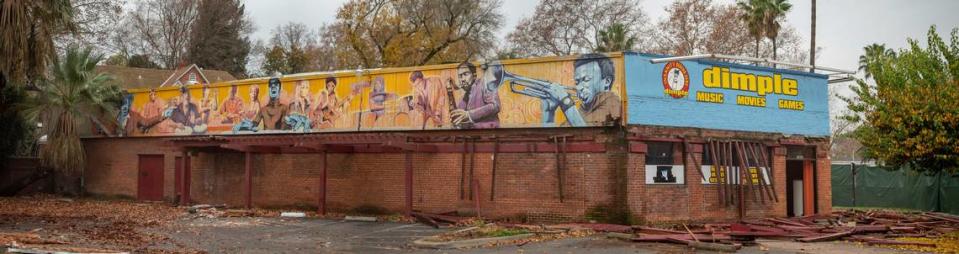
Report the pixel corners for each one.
[412,233,536,249]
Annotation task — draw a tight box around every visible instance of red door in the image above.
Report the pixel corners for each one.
[137,155,164,201]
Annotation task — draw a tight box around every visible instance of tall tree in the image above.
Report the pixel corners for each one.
[858,43,895,79]
[0,0,74,89]
[260,22,316,75]
[595,23,636,52]
[842,26,959,174]
[186,0,252,78]
[737,0,765,58]
[20,46,121,194]
[333,0,503,68]
[761,0,792,62]
[130,0,199,69]
[507,0,648,57]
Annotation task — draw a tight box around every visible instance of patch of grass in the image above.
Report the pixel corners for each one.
[482,228,529,238]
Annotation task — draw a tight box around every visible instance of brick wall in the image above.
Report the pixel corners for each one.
[81,125,831,223]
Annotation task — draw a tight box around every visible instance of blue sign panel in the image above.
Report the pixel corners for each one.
[624,53,829,136]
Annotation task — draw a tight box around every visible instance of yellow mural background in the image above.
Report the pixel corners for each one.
[124,54,625,136]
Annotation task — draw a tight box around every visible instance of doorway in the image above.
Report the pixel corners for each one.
[786,159,816,217]
[137,154,164,201]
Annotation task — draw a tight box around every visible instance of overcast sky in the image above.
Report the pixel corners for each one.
[242,0,959,108]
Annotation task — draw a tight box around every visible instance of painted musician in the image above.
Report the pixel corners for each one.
[117,93,166,136]
[140,88,165,120]
[450,61,500,128]
[541,53,621,126]
[410,71,445,128]
[311,77,353,128]
[286,80,312,131]
[251,78,288,130]
[220,85,244,124]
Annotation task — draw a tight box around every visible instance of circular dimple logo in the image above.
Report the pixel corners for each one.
[662,61,690,99]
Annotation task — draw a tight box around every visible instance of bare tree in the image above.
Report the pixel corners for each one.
[650,0,812,68]
[651,0,752,56]
[332,0,503,68]
[130,0,199,69]
[53,0,125,55]
[506,0,649,57]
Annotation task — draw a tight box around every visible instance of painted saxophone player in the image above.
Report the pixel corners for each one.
[448,61,501,129]
[489,53,621,127]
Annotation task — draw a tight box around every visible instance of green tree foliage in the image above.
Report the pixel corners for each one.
[0,0,74,88]
[261,45,290,75]
[187,0,252,78]
[858,43,895,79]
[737,0,765,58]
[128,54,161,69]
[760,0,791,61]
[19,46,120,194]
[595,23,637,52]
[260,23,315,75]
[1,0,74,165]
[0,86,32,164]
[843,26,959,174]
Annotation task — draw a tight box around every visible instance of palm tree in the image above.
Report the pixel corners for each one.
[737,0,766,58]
[0,0,74,89]
[858,43,895,79]
[595,23,637,52]
[761,0,792,62]
[20,46,119,195]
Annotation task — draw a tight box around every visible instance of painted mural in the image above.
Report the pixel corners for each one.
[116,53,625,137]
[624,53,830,137]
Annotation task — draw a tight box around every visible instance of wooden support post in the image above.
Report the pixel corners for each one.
[708,141,724,206]
[318,150,327,215]
[490,138,498,201]
[182,151,191,205]
[245,151,252,209]
[460,138,466,200]
[468,138,476,200]
[405,151,413,215]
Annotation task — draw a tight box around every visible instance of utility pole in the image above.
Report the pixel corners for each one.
[810,0,817,72]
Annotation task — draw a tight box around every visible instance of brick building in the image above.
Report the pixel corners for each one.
[82,52,849,223]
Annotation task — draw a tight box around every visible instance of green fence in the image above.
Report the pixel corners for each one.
[832,164,959,215]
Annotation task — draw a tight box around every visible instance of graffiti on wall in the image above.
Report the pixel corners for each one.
[115,54,624,137]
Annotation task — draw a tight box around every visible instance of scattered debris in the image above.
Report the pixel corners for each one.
[344,216,377,222]
[605,209,959,252]
[409,212,469,227]
[280,212,306,218]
